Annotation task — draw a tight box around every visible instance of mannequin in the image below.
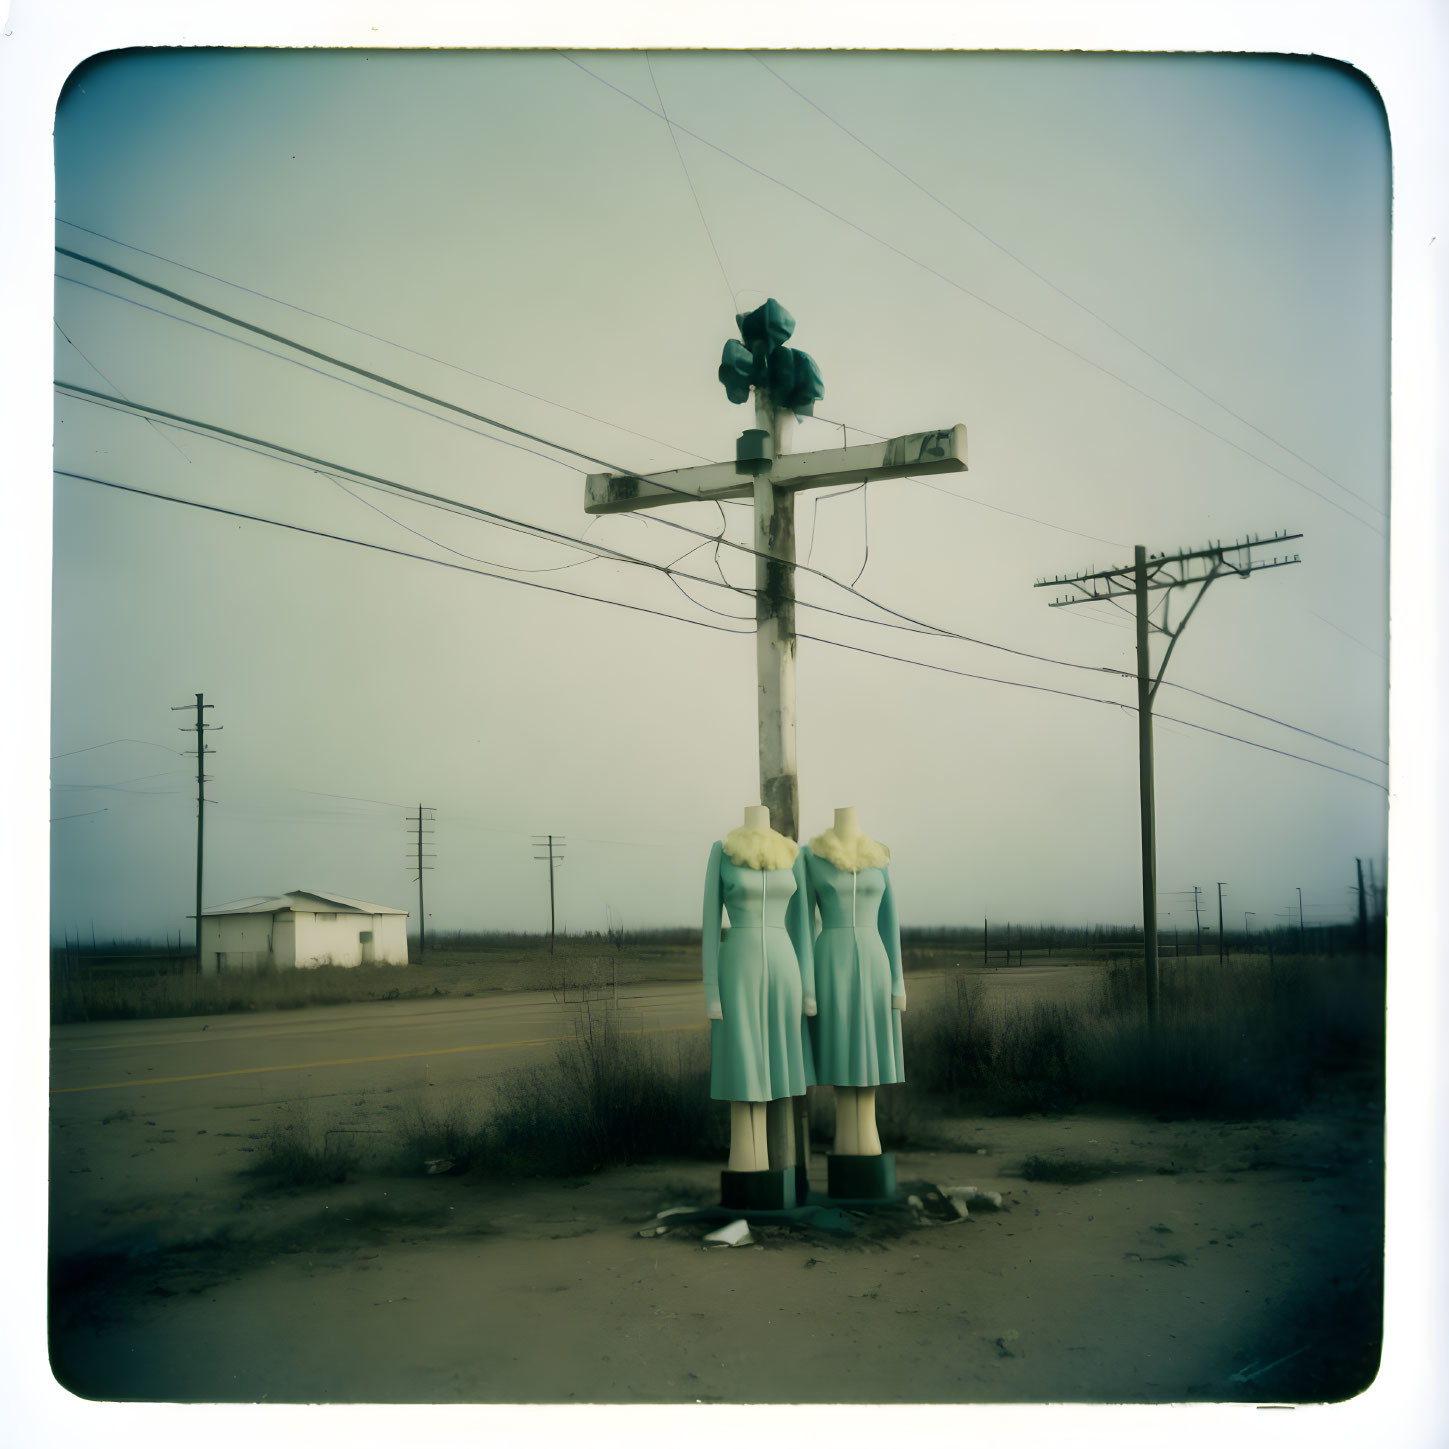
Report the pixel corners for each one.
[702,804,816,1186]
[801,806,906,1168]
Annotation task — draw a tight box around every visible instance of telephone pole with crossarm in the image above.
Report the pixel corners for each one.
[1035,533,1302,1029]
[584,298,967,842]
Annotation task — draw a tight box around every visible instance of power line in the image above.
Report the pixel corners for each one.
[53,374,1125,678]
[749,53,1382,521]
[645,52,736,311]
[56,273,587,475]
[54,318,195,467]
[61,220,1133,560]
[58,381,1387,769]
[56,216,715,465]
[51,738,181,759]
[796,631,1386,791]
[54,468,754,638]
[557,51,1386,539]
[57,383,761,626]
[56,467,1383,793]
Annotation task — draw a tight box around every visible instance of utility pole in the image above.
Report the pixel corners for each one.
[532,835,566,953]
[1297,886,1306,957]
[407,805,435,959]
[583,298,967,841]
[171,693,219,968]
[1036,533,1301,1028]
[1355,857,1369,953]
[1192,885,1203,956]
[1244,910,1255,951]
[1217,882,1227,966]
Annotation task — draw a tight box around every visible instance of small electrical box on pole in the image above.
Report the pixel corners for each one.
[583,297,967,842]
[1035,534,1302,1028]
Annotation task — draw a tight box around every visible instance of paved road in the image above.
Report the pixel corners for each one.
[50,964,1099,1103]
[48,965,1102,1257]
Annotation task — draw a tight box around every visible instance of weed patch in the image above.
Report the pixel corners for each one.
[1019,1154,1134,1185]
[245,1119,360,1190]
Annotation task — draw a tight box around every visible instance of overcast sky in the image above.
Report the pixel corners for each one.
[47,44,1393,941]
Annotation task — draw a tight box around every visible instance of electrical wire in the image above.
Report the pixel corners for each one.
[321,470,604,575]
[557,51,1387,539]
[797,632,1386,791]
[56,217,715,465]
[850,483,870,587]
[51,738,181,759]
[58,380,1387,768]
[73,195,1122,574]
[59,465,1382,791]
[645,53,736,312]
[54,469,755,637]
[54,319,195,467]
[56,383,753,608]
[56,274,586,475]
[52,368,1123,677]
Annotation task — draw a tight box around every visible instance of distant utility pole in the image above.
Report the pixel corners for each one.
[1355,857,1369,953]
[532,835,566,953]
[170,693,219,967]
[1036,533,1301,1028]
[1192,885,1203,957]
[1244,911,1255,950]
[583,298,967,842]
[1297,887,1306,957]
[406,805,435,958]
[1217,882,1227,966]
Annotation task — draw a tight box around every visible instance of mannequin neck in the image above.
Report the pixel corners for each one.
[833,806,862,839]
[722,808,798,870]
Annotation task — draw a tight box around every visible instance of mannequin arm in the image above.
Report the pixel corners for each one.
[789,848,817,1015]
[701,840,724,1019]
[881,866,906,1011]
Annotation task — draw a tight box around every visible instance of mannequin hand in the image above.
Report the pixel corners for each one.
[804,995,818,1018]
[707,1003,723,1021]
[892,994,907,1013]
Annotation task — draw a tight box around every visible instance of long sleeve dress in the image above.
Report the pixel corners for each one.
[701,841,816,1103]
[800,846,905,1086]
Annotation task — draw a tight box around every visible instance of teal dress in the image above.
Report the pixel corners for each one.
[701,842,816,1102]
[801,847,905,1086]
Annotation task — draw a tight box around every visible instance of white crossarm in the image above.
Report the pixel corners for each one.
[583,424,967,515]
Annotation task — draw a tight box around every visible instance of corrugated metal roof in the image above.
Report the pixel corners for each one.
[200,889,409,917]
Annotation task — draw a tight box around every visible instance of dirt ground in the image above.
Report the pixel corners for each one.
[49,1094,1382,1406]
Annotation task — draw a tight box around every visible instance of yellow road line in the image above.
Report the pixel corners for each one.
[49,1020,706,1095]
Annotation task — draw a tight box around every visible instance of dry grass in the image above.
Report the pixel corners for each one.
[389,1001,728,1181]
[904,954,1384,1118]
[50,941,702,1023]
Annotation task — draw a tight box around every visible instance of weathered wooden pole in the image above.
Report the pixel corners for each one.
[752,386,799,843]
[1134,547,1160,1029]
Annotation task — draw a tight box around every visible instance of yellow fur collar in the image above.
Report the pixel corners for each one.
[808,828,890,873]
[721,825,798,871]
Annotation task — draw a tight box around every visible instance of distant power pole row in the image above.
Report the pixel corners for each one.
[1036,532,1302,1028]
[170,692,220,966]
[532,835,566,952]
[407,805,435,958]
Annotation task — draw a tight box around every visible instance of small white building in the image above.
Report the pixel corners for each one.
[197,890,409,972]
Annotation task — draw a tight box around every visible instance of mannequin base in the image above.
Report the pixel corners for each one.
[720,1168,798,1211]
[826,1152,896,1202]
